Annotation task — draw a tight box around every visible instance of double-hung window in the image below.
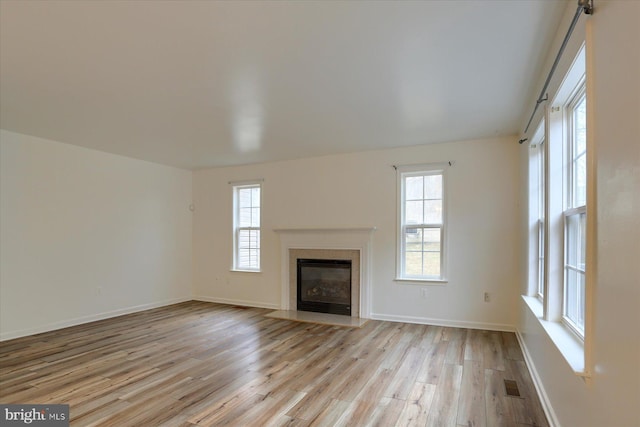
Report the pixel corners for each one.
[528,121,546,303]
[397,165,446,281]
[233,182,261,271]
[563,90,587,336]
[536,133,546,301]
[537,145,546,300]
[525,42,589,375]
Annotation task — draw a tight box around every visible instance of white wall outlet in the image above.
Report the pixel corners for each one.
[484,291,490,302]
[421,288,429,299]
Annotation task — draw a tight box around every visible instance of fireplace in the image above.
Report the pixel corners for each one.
[297,258,352,316]
[275,227,376,318]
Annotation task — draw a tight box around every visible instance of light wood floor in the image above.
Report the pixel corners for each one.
[0,301,548,426]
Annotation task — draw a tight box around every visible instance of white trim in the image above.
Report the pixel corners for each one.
[193,296,279,310]
[515,330,561,427]
[274,227,375,319]
[522,295,588,376]
[393,278,448,285]
[230,268,262,274]
[228,178,264,185]
[534,42,591,375]
[370,312,515,332]
[551,44,586,108]
[232,182,262,271]
[396,166,448,281]
[0,296,191,342]
[394,161,453,172]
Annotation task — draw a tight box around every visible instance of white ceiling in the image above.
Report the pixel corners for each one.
[0,0,567,170]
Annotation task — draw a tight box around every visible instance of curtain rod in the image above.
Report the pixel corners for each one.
[521,0,593,139]
[392,161,455,170]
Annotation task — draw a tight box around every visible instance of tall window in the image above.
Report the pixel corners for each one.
[233,183,261,271]
[564,91,587,336]
[525,45,589,373]
[528,121,546,302]
[397,166,446,281]
[537,138,546,299]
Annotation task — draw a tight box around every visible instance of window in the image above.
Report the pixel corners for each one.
[397,165,446,281]
[563,91,587,336]
[233,182,261,271]
[528,122,545,302]
[524,44,589,375]
[537,137,546,300]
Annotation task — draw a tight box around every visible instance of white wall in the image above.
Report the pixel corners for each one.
[193,136,521,330]
[0,130,193,340]
[517,1,640,426]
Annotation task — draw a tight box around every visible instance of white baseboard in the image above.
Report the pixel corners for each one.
[0,296,192,342]
[370,312,516,332]
[516,330,560,427]
[193,295,280,310]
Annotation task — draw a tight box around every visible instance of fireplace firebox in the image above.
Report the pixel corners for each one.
[297,258,352,316]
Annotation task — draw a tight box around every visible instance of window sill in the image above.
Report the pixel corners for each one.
[521,295,589,378]
[231,269,261,273]
[394,277,448,285]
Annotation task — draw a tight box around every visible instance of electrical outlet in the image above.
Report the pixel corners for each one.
[484,292,490,302]
[421,288,429,299]
[97,286,103,295]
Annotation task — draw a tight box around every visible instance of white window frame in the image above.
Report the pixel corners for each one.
[563,206,586,337]
[523,43,592,378]
[562,88,587,338]
[232,181,262,272]
[528,121,546,302]
[395,164,448,283]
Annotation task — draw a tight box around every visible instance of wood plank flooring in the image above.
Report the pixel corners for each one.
[0,301,548,426]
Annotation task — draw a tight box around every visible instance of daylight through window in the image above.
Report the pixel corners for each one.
[563,91,587,335]
[397,166,446,281]
[233,183,261,271]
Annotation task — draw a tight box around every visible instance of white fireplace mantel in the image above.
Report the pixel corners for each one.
[274,227,376,319]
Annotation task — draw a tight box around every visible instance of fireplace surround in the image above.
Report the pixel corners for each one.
[274,227,375,319]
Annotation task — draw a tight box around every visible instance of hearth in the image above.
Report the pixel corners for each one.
[297,258,352,316]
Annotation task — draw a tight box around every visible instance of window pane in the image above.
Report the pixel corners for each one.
[566,215,578,268]
[424,200,442,224]
[251,187,260,207]
[238,229,260,269]
[423,228,441,252]
[424,174,442,199]
[239,208,250,227]
[564,269,585,335]
[238,248,250,264]
[579,214,586,269]
[574,96,587,155]
[251,207,260,227]
[404,227,423,252]
[405,201,423,225]
[574,153,586,207]
[238,229,258,247]
[405,251,423,276]
[576,271,585,332]
[405,176,423,200]
[565,268,578,324]
[572,94,586,208]
[566,212,586,270]
[239,188,252,206]
[423,252,440,277]
[538,219,545,297]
